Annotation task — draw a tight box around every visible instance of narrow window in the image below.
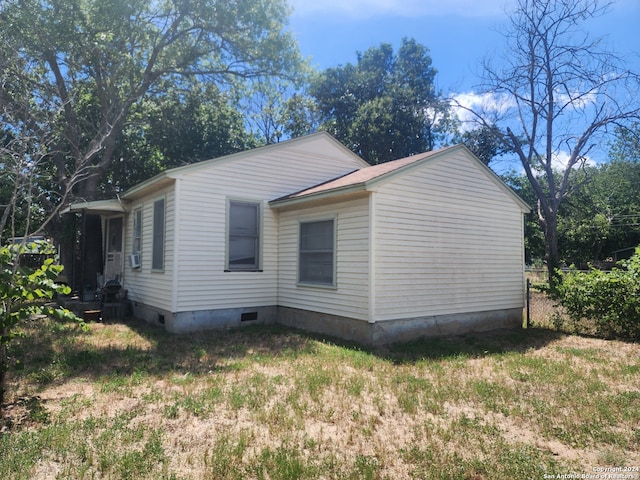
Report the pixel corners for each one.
[133,208,142,255]
[131,208,142,269]
[299,219,335,286]
[228,201,260,270]
[152,198,165,270]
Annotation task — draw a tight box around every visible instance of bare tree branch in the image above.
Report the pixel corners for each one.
[455,0,640,287]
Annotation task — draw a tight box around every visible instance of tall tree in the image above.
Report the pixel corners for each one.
[281,93,321,139]
[238,60,320,144]
[0,0,301,216]
[456,124,512,166]
[0,39,60,240]
[609,123,640,163]
[310,38,451,164]
[500,171,546,264]
[106,80,254,194]
[240,77,303,145]
[558,161,640,265]
[458,0,640,288]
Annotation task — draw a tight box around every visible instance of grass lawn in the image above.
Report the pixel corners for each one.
[1,318,639,479]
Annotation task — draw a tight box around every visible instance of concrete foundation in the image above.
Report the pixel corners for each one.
[279,306,523,345]
[370,308,524,345]
[278,307,374,344]
[131,301,278,333]
[131,301,173,328]
[131,301,523,344]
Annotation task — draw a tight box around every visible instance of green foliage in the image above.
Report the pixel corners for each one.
[558,160,640,266]
[475,0,640,289]
[282,93,321,139]
[556,248,640,340]
[0,240,80,412]
[1,241,74,338]
[609,123,640,163]
[503,157,640,266]
[310,38,452,164]
[0,0,302,207]
[501,171,545,263]
[106,80,255,194]
[239,76,318,145]
[456,124,513,166]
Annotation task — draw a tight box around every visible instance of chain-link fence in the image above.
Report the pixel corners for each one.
[525,280,568,330]
[525,270,600,335]
[524,268,571,330]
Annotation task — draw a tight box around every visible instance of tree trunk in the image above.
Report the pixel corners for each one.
[543,211,561,292]
[0,338,7,418]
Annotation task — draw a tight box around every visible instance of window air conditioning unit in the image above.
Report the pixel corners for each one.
[129,254,141,269]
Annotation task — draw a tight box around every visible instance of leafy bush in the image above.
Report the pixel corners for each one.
[1,240,80,415]
[555,247,640,340]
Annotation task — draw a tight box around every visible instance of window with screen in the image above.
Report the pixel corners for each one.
[152,198,165,270]
[228,201,260,271]
[299,218,335,286]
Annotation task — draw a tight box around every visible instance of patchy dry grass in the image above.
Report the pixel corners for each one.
[1,318,639,479]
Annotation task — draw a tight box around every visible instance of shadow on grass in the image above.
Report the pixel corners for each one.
[8,316,567,393]
[381,327,566,364]
[8,318,320,387]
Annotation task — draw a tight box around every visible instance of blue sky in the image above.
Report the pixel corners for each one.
[286,0,640,170]
[287,0,640,95]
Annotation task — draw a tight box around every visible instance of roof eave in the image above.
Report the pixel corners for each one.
[269,184,367,208]
[122,174,176,200]
[120,131,369,201]
[363,147,459,190]
[60,199,127,215]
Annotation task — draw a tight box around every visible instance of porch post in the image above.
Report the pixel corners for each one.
[80,208,87,295]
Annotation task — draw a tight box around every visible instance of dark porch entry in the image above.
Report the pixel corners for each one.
[60,199,126,299]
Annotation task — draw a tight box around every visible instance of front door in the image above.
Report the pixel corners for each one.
[104,217,123,283]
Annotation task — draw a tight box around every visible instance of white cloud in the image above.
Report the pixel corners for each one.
[289,0,512,19]
[555,88,599,111]
[453,90,515,114]
[450,91,515,131]
[450,91,598,173]
[549,151,596,172]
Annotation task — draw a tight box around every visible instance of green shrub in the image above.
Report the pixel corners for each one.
[555,247,640,340]
[1,240,80,415]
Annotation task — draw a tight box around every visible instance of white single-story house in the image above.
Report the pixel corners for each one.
[64,132,531,345]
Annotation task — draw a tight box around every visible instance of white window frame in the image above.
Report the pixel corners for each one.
[226,199,262,272]
[132,207,142,260]
[297,216,337,288]
[151,197,165,271]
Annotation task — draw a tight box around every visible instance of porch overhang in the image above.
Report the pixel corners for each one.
[60,199,127,216]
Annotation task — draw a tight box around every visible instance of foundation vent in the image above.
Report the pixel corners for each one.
[241,312,258,322]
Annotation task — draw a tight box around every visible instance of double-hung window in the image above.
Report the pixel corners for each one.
[133,208,142,254]
[298,218,335,286]
[152,198,165,271]
[228,200,261,271]
[131,208,142,268]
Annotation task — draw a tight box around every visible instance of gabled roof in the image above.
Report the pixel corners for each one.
[272,148,449,201]
[270,144,531,212]
[122,131,368,200]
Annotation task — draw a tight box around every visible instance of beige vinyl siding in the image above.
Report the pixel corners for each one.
[172,140,365,313]
[373,151,526,321]
[123,187,175,312]
[278,194,370,321]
